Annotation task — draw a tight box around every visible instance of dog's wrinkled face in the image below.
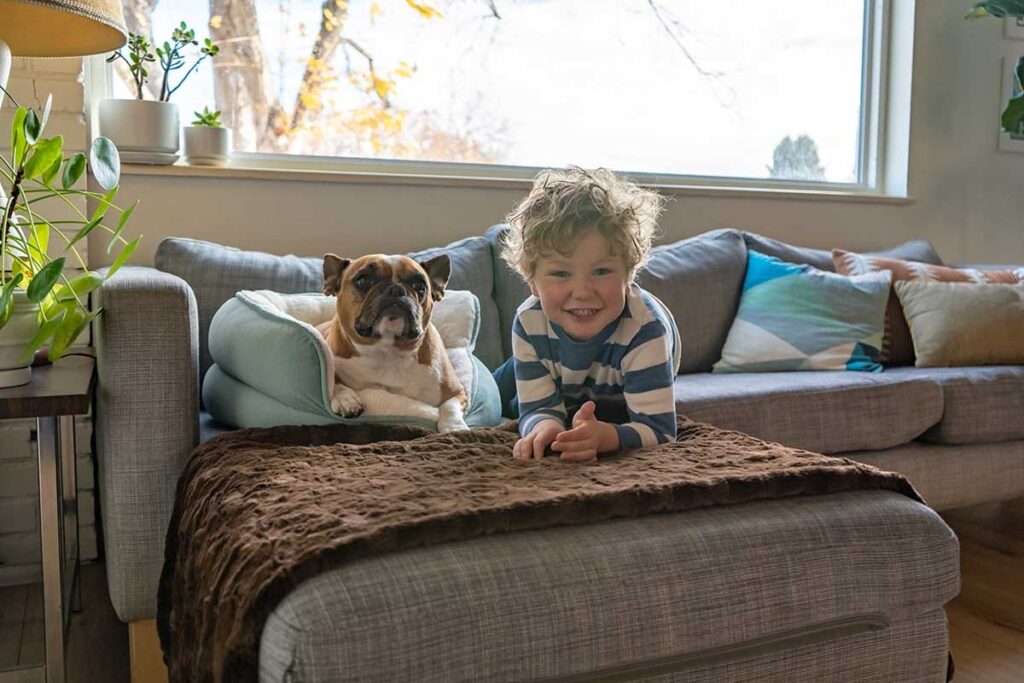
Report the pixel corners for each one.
[322,253,450,348]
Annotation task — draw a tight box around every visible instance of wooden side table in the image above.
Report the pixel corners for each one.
[0,354,95,683]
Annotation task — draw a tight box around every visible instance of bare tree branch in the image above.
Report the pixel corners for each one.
[485,0,501,19]
[645,0,720,79]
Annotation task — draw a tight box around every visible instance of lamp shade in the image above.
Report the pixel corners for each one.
[0,0,127,56]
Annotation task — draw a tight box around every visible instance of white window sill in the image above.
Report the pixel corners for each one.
[118,160,914,205]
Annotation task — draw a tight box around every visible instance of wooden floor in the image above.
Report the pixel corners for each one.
[0,498,1020,682]
[943,497,1024,682]
[0,561,129,682]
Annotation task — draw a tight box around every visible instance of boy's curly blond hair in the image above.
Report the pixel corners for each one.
[500,167,665,282]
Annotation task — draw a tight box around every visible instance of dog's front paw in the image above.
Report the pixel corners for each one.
[330,385,364,417]
[437,416,469,433]
[437,397,469,432]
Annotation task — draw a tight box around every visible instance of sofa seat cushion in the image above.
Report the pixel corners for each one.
[884,366,1024,445]
[675,371,944,453]
[259,491,957,682]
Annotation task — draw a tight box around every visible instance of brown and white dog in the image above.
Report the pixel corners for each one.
[315,252,469,432]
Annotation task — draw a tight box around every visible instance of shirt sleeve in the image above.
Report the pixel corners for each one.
[612,321,678,448]
[512,315,567,436]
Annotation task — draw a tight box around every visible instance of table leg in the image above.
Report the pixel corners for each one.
[36,415,65,683]
[58,415,81,615]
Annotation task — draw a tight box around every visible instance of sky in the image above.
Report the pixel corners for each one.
[127,0,865,182]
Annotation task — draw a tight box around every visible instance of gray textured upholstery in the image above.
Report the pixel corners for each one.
[258,491,957,683]
[637,229,748,373]
[675,371,944,454]
[95,267,199,622]
[485,224,531,362]
[851,438,1024,511]
[884,366,1024,445]
[741,233,944,271]
[155,235,505,376]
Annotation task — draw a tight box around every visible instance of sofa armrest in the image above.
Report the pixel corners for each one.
[95,266,199,622]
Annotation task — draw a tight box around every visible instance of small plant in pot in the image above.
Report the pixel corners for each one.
[183,106,232,167]
[99,22,219,163]
[1,92,139,388]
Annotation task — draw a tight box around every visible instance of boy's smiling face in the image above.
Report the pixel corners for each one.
[530,228,630,341]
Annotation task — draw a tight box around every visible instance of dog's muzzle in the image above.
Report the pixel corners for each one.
[356,295,423,340]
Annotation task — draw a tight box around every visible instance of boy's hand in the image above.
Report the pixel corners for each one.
[551,401,620,463]
[513,419,564,460]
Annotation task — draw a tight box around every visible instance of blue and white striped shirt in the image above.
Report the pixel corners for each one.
[513,285,681,448]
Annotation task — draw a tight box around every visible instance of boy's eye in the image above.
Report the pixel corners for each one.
[549,270,570,278]
[594,267,613,276]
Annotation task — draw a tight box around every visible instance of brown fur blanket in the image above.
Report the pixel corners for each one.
[157,418,921,682]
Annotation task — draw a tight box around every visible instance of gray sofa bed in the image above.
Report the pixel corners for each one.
[96,226,1021,681]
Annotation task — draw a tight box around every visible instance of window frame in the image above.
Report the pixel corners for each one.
[86,0,899,198]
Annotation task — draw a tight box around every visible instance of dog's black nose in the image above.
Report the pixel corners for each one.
[384,283,405,298]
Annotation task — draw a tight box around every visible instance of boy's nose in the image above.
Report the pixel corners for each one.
[571,277,595,298]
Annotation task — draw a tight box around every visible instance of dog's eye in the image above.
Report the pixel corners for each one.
[413,281,427,296]
[354,275,372,290]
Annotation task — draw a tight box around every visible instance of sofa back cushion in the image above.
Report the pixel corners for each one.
[487,225,749,374]
[155,236,503,384]
[742,232,944,272]
[637,229,748,373]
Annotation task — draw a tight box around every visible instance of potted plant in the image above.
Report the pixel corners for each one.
[967,1,1024,134]
[183,106,232,167]
[1,92,139,388]
[99,22,219,164]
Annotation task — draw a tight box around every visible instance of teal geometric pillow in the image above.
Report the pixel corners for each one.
[713,250,891,373]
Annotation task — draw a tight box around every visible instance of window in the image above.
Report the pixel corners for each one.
[108,0,875,186]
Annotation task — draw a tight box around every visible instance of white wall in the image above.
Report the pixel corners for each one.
[70,3,1024,267]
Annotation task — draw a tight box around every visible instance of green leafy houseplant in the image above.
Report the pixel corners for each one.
[192,106,223,127]
[1,92,140,363]
[967,1,1024,134]
[106,21,220,102]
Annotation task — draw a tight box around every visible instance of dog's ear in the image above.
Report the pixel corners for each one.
[323,253,352,296]
[418,254,451,302]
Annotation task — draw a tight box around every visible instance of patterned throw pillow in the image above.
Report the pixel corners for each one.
[713,251,891,374]
[833,249,1024,365]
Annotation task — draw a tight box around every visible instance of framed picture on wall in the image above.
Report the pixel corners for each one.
[1005,16,1024,40]
[998,56,1024,152]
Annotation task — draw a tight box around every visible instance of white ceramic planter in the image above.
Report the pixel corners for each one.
[98,99,180,154]
[0,291,40,388]
[183,126,232,166]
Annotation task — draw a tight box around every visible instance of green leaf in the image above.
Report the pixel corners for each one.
[22,136,63,179]
[67,213,103,248]
[61,272,104,299]
[25,257,65,303]
[27,222,49,263]
[966,1,1024,19]
[48,306,92,360]
[40,94,52,138]
[0,274,25,328]
[106,235,140,277]
[41,154,63,186]
[90,137,121,190]
[62,153,87,189]
[11,108,27,168]
[17,311,64,364]
[1002,93,1024,133]
[107,200,137,253]
[24,109,41,146]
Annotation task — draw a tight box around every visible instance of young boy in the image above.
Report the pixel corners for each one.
[495,167,681,462]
